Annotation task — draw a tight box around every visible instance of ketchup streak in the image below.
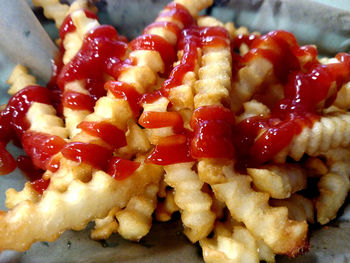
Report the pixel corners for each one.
[59,9,98,45]
[0,86,53,176]
[140,25,233,165]
[58,25,128,111]
[0,3,199,194]
[60,4,192,171]
[107,157,140,181]
[234,31,350,167]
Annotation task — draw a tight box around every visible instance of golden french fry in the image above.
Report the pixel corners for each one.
[316,173,350,224]
[212,175,308,256]
[274,112,350,162]
[90,207,120,240]
[0,162,162,251]
[155,188,179,222]
[270,194,314,224]
[116,183,159,241]
[164,163,216,242]
[200,220,275,263]
[6,65,37,95]
[32,0,69,28]
[247,164,307,199]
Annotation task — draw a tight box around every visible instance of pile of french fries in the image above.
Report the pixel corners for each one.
[0,0,349,262]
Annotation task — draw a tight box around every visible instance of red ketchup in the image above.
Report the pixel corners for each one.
[31,179,51,195]
[16,155,43,182]
[0,86,52,175]
[22,131,66,171]
[191,106,235,159]
[161,28,200,96]
[59,9,98,46]
[16,155,50,195]
[130,34,176,74]
[140,25,232,165]
[0,86,62,194]
[0,143,16,175]
[234,35,350,166]
[61,142,113,170]
[139,110,193,165]
[159,3,194,28]
[107,157,140,180]
[2,86,52,137]
[58,25,128,111]
[242,30,318,84]
[77,121,127,149]
[129,2,194,75]
[232,33,260,50]
[105,80,142,117]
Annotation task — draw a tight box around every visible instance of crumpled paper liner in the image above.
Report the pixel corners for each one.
[0,0,350,262]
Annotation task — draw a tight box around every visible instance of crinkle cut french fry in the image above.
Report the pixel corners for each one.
[61,11,101,137]
[5,66,68,207]
[321,57,350,110]
[274,111,350,162]
[312,148,350,224]
[6,65,36,95]
[115,183,159,241]
[90,207,120,240]
[236,100,270,123]
[200,227,259,263]
[27,103,68,139]
[212,175,308,256]
[316,172,350,225]
[6,182,41,209]
[32,0,96,29]
[92,183,159,241]
[270,194,314,224]
[194,17,232,109]
[0,162,162,251]
[156,188,179,222]
[333,82,350,110]
[63,9,100,65]
[115,121,151,159]
[200,220,275,263]
[164,163,216,242]
[175,0,213,17]
[60,0,213,239]
[303,157,328,177]
[197,159,234,185]
[32,0,69,28]
[231,57,273,113]
[247,164,307,199]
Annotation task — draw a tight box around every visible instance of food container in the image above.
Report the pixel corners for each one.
[0,0,349,262]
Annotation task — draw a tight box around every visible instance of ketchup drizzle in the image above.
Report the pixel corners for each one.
[140,25,232,165]
[105,80,142,117]
[159,3,194,28]
[77,121,127,149]
[234,35,350,166]
[59,9,98,43]
[130,34,176,74]
[0,86,62,187]
[0,143,16,175]
[22,131,66,171]
[61,142,113,170]
[58,25,128,111]
[107,157,140,181]
[191,105,235,159]
[1,3,201,181]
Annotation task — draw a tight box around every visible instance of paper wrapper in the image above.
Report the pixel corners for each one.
[0,0,350,262]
